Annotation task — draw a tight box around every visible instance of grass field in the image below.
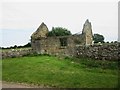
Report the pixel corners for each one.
[2,55,119,88]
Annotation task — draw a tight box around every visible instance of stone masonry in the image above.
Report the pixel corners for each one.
[75,43,119,60]
[31,19,93,56]
[1,20,119,60]
[1,43,119,60]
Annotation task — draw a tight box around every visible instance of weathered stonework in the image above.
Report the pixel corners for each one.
[75,43,119,60]
[1,43,119,60]
[82,19,93,46]
[1,49,33,59]
[2,20,119,60]
[31,22,49,39]
[31,20,93,55]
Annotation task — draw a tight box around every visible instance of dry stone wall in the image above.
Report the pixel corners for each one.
[75,43,119,60]
[1,43,119,61]
[1,49,33,59]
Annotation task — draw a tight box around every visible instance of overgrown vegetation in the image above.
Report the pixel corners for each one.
[48,27,72,36]
[93,34,104,43]
[2,55,119,88]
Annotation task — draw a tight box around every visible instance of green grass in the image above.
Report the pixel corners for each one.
[2,55,119,88]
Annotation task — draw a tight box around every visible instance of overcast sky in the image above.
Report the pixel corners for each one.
[0,1,118,47]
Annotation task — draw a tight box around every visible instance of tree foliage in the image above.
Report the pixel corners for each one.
[93,34,104,43]
[48,27,72,36]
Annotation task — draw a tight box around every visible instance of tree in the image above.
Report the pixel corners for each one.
[13,45,17,49]
[17,42,31,48]
[48,27,72,36]
[23,42,31,47]
[93,34,104,43]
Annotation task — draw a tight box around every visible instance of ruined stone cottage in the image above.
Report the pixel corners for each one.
[1,19,119,60]
[31,19,93,56]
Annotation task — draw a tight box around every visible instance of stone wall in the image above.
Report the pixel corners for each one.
[75,43,119,60]
[1,43,119,61]
[82,19,93,46]
[1,49,33,59]
[31,35,84,56]
[31,20,93,56]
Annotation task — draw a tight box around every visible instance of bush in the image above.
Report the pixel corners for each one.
[93,34,105,43]
[48,27,72,36]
